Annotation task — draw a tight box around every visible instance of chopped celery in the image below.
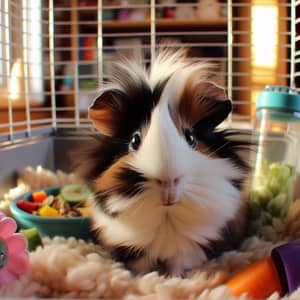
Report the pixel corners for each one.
[251,161,294,210]
[249,161,295,240]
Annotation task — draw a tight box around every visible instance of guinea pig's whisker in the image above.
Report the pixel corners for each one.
[183,189,199,199]
[182,189,211,208]
[95,187,116,197]
[183,186,207,199]
[207,140,231,158]
[184,181,218,198]
[95,190,109,199]
[94,187,120,204]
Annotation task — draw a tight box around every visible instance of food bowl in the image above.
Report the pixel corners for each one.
[10,186,93,240]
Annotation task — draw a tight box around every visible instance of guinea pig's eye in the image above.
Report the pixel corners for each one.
[184,128,196,148]
[129,132,141,151]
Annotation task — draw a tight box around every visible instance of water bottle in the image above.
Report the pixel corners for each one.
[250,86,300,220]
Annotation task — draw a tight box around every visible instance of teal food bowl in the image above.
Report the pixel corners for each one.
[10,186,93,240]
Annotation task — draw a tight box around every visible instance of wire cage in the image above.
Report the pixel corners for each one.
[0,0,299,192]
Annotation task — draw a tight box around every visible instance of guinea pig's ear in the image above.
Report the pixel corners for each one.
[180,80,232,129]
[89,89,123,136]
[196,96,232,129]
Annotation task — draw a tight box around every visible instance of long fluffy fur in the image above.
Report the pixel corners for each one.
[77,49,250,276]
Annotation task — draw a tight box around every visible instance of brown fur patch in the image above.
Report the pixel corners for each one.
[177,73,227,128]
[89,108,117,137]
[93,153,133,192]
[89,90,125,137]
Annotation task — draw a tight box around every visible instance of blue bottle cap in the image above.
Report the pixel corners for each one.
[256,86,300,121]
[257,86,300,113]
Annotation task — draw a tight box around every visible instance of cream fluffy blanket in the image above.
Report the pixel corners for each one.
[1,167,300,299]
[0,236,298,299]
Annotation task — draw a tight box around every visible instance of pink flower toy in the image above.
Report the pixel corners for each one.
[0,213,29,286]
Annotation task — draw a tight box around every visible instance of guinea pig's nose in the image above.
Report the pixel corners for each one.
[155,177,181,206]
[155,177,181,187]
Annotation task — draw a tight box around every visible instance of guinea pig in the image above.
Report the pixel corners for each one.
[78,48,250,277]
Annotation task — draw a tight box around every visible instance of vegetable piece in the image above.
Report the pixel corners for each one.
[251,161,294,209]
[17,199,38,214]
[60,184,90,206]
[226,257,283,299]
[75,207,91,217]
[249,161,295,240]
[38,205,60,217]
[32,191,48,203]
[20,228,43,251]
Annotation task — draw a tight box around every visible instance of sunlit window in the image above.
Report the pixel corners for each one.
[252,5,278,68]
[250,0,280,116]
[0,0,43,104]
[23,0,43,103]
[0,1,8,88]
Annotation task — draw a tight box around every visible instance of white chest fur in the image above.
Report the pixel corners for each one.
[93,176,240,273]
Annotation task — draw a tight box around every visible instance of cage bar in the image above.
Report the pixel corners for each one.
[0,0,298,143]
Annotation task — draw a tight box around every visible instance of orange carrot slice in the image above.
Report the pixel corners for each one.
[32,191,47,203]
[226,257,283,299]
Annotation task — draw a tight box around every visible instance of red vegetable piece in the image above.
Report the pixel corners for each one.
[32,191,47,203]
[17,199,38,214]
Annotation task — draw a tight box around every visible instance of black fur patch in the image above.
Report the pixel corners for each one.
[93,167,146,217]
[111,245,145,264]
[194,127,252,174]
[202,203,248,260]
[76,134,129,182]
[114,167,146,197]
[91,227,144,263]
[201,226,237,260]
[91,76,168,140]
[94,190,115,216]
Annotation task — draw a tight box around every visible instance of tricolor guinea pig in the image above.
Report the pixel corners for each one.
[79,49,249,277]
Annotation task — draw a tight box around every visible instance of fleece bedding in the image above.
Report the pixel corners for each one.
[1,167,300,299]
